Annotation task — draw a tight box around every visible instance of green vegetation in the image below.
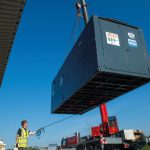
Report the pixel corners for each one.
[28,147,39,150]
[141,145,150,150]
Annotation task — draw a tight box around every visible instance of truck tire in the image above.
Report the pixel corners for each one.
[94,144,102,150]
[87,145,94,150]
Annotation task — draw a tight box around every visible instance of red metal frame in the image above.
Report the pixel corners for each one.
[91,103,119,137]
[100,104,109,124]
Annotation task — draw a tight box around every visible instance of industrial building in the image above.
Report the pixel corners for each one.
[0,0,25,86]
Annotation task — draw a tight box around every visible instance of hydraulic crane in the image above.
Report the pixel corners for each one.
[76,0,119,138]
[96,104,119,137]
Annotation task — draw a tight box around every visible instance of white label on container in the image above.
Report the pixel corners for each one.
[106,32,120,46]
[128,39,137,47]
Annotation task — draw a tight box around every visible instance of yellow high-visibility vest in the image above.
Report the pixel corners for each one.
[17,128,29,148]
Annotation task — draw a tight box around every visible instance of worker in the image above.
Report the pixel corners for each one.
[16,120,36,150]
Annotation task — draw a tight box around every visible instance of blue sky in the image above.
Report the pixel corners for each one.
[0,0,150,148]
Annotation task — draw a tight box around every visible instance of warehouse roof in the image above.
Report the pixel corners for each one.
[0,0,26,86]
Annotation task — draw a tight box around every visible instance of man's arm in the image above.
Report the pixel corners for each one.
[16,129,21,147]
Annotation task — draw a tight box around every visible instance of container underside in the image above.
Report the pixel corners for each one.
[53,72,150,114]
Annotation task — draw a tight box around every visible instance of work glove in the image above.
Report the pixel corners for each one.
[36,128,45,138]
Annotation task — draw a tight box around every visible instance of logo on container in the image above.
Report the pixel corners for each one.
[128,32,135,39]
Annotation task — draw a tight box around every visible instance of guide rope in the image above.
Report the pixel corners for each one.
[36,3,83,139]
[36,115,75,138]
[67,10,82,51]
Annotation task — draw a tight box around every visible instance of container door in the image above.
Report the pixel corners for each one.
[120,25,148,74]
[99,19,127,71]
